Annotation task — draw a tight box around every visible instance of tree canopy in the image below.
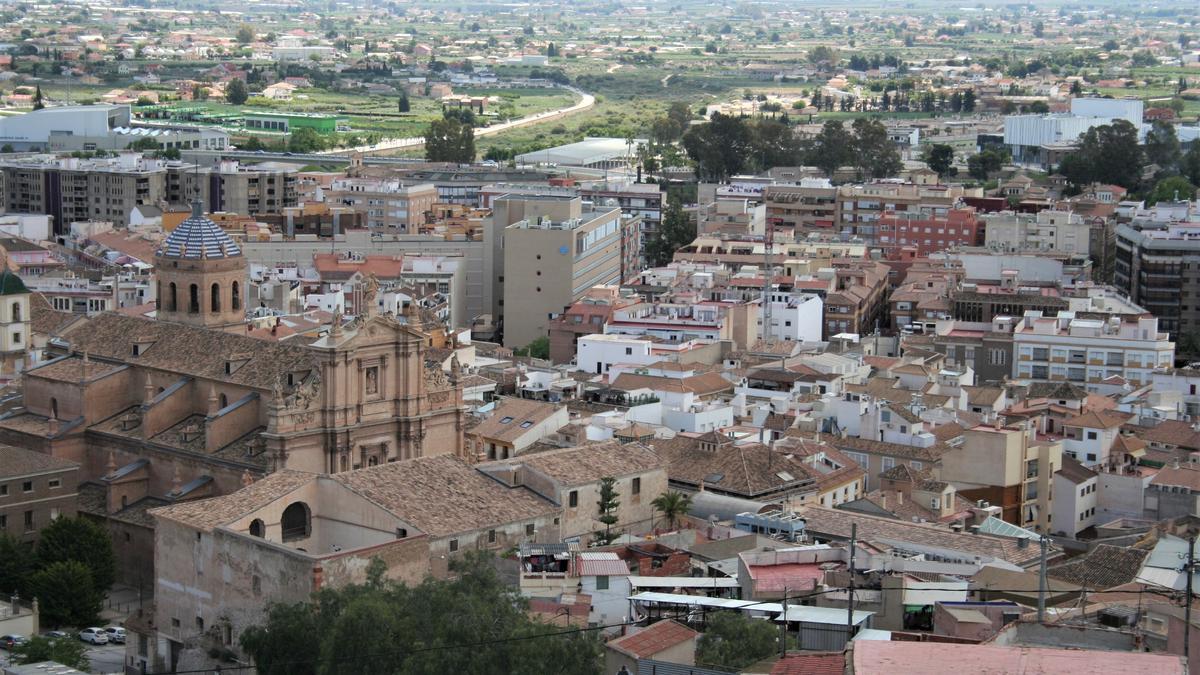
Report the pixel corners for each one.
[13,635,89,670]
[696,612,779,672]
[923,144,956,178]
[1057,119,1143,191]
[1148,176,1197,205]
[38,515,115,593]
[241,554,602,675]
[643,198,695,267]
[225,77,249,105]
[424,117,476,164]
[32,561,102,627]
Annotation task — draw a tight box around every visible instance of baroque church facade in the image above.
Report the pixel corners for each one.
[0,203,465,581]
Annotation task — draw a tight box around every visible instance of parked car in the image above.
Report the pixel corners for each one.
[104,626,126,644]
[0,634,26,650]
[42,630,69,639]
[78,628,108,645]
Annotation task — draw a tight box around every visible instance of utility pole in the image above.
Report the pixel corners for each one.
[1037,535,1048,623]
[1187,535,1196,661]
[847,523,857,641]
[779,587,788,658]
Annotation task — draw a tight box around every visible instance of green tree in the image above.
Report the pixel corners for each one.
[696,612,778,671]
[643,199,695,267]
[236,24,255,44]
[242,554,601,675]
[851,118,902,179]
[1148,176,1197,205]
[681,113,752,181]
[1144,120,1181,172]
[287,127,325,153]
[1058,119,1143,190]
[651,490,692,530]
[923,143,956,178]
[546,42,558,57]
[1184,144,1200,187]
[594,477,620,545]
[747,118,803,172]
[397,91,410,113]
[32,84,43,110]
[808,45,837,66]
[0,532,35,595]
[424,117,475,163]
[967,148,1008,181]
[806,120,854,178]
[961,89,976,112]
[513,336,549,360]
[225,77,248,105]
[31,561,101,627]
[37,516,115,593]
[12,635,89,670]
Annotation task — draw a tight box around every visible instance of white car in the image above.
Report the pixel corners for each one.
[104,626,126,644]
[78,628,109,645]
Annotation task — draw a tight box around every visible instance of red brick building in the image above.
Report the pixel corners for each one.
[878,207,983,258]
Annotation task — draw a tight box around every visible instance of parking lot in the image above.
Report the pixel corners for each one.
[86,641,125,674]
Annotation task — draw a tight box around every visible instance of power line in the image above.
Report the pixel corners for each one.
[134,582,1177,675]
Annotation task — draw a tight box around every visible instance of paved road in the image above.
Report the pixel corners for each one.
[318,86,596,156]
[86,642,125,674]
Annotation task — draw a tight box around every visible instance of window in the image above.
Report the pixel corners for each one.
[519,420,533,429]
[49,507,59,521]
[249,519,265,538]
[210,283,221,313]
[0,514,6,529]
[595,575,609,590]
[1086,453,1097,462]
[625,347,632,355]
[231,281,241,311]
[280,502,311,542]
[48,478,61,489]
[632,477,641,495]
[882,457,895,472]
[1086,431,1098,441]
[569,491,578,508]
[0,484,6,496]
[488,529,496,544]
[21,481,31,493]
[525,523,535,536]
[188,283,199,313]
[171,618,180,629]
[449,539,459,553]
[23,510,33,532]
[196,617,204,632]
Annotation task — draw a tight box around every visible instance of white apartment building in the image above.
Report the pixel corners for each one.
[983,210,1093,256]
[576,334,656,374]
[761,291,824,343]
[1012,311,1174,388]
[1051,459,1098,538]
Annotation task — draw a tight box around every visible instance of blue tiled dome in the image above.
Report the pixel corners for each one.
[159,200,242,260]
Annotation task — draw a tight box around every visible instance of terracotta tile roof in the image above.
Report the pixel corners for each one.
[963,386,1003,407]
[471,397,562,443]
[1130,420,1200,451]
[607,620,698,659]
[1047,544,1149,590]
[26,356,123,383]
[30,292,82,337]
[577,551,630,577]
[312,253,406,281]
[334,455,558,537]
[609,371,733,396]
[60,313,319,391]
[149,469,316,532]
[1062,409,1131,429]
[812,432,950,463]
[508,441,665,487]
[651,435,863,500]
[851,639,1183,674]
[1057,456,1097,485]
[1150,465,1200,492]
[0,445,78,477]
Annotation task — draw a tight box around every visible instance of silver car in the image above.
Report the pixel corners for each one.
[78,628,109,645]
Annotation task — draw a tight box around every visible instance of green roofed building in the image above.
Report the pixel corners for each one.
[242,112,342,135]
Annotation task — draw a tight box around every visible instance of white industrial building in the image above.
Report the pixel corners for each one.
[0,105,228,152]
[516,137,647,169]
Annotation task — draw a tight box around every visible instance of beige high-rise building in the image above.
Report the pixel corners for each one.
[499,194,640,348]
[327,176,437,233]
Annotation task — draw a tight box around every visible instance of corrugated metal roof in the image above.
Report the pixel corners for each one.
[627,576,740,589]
[777,605,873,626]
[578,552,630,577]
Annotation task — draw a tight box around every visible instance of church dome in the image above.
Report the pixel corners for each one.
[159,200,242,260]
[0,268,28,295]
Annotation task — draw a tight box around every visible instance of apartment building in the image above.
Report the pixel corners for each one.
[606,301,756,349]
[763,179,838,233]
[500,195,640,348]
[836,181,970,244]
[326,176,437,233]
[983,210,1094,256]
[877,207,983,258]
[547,286,640,364]
[1114,220,1200,336]
[578,181,665,234]
[0,445,79,544]
[1012,311,1174,388]
[0,155,296,231]
[940,424,1061,532]
[674,235,867,273]
[823,260,890,339]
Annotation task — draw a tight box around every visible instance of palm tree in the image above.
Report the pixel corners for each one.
[651,491,693,531]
